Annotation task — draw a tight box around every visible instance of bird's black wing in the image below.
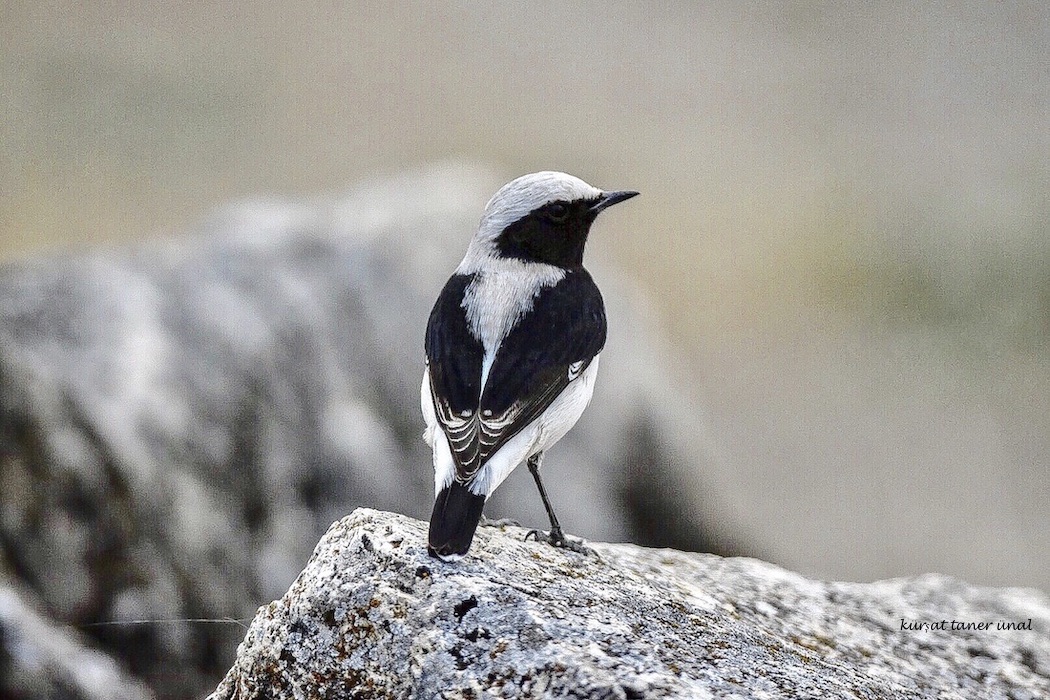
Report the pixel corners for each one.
[427,269,606,482]
[425,272,485,427]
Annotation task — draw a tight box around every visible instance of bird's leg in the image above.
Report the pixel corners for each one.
[523,453,593,555]
[527,453,563,535]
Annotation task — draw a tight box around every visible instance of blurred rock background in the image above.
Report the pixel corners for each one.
[1,1,1047,698]
[2,163,735,697]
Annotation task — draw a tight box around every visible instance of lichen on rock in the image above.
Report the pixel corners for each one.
[210,509,1050,699]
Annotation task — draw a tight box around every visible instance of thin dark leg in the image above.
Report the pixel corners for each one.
[524,453,593,555]
[527,453,563,536]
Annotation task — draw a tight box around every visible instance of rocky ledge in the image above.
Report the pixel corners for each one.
[210,509,1049,699]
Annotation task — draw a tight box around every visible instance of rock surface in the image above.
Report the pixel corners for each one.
[211,509,1050,700]
[0,163,734,698]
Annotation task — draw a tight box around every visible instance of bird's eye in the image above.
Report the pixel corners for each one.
[547,203,569,222]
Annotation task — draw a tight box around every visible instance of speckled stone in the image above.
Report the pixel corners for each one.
[210,509,1050,699]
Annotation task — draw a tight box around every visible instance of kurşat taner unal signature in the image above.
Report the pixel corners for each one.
[900,618,1033,631]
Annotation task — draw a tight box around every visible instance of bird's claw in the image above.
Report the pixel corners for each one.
[524,527,596,556]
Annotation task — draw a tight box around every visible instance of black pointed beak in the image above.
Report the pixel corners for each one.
[590,190,639,214]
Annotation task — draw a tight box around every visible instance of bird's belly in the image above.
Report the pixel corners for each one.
[533,355,600,452]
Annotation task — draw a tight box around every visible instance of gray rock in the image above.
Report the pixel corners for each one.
[0,162,737,698]
[210,508,1050,700]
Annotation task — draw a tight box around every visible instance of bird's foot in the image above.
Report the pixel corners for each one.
[480,515,522,529]
[524,526,596,556]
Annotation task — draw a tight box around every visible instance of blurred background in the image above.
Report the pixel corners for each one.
[2,0,1047,634]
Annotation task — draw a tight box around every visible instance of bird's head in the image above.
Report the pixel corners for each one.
[459,171,638,271]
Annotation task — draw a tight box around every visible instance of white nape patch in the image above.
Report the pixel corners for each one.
[469,355,600,498]
[457,171,603,272]
[461,259,565,393]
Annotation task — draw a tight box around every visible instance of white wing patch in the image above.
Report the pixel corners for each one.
[568,360,585,380]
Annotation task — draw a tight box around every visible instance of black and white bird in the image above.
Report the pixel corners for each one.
[422,171,638,561]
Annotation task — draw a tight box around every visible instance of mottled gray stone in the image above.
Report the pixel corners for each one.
[210,509,1050,700]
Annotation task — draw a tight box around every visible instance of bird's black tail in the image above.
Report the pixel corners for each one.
[428,481,486,561]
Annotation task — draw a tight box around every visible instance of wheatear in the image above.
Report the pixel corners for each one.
[422,171,638,561]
